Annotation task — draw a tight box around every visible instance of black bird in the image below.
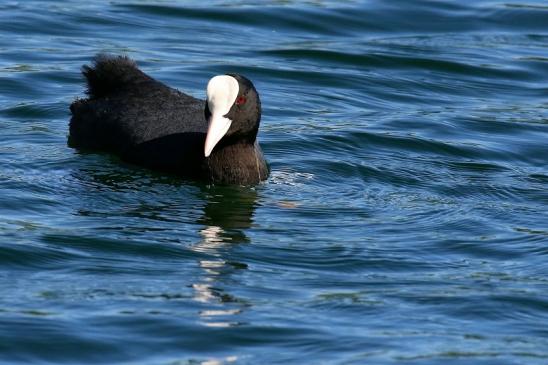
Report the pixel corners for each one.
[69,54,269,185]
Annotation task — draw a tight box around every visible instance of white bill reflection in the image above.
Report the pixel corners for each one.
[190,224,242,329]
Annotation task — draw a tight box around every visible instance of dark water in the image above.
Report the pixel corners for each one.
[1,0,548,363]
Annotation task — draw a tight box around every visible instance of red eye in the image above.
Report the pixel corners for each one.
[236,96,246,105]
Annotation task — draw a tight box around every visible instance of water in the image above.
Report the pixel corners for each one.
[1,0,548,363]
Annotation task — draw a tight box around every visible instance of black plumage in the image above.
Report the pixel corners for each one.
[69,54,269,185]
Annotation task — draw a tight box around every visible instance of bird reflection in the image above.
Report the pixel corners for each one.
[71,165,259,333]
[190,185,258,328]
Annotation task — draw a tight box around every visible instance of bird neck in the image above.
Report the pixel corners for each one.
[205,138,267,185]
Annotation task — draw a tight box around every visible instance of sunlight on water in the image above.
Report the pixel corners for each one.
[269,170,315,186]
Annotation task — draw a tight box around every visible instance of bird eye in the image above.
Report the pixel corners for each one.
[236,96,246,105]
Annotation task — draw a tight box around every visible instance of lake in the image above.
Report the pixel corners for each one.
[1,0,547,364]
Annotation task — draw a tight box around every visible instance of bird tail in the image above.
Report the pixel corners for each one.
[82,54,151,98]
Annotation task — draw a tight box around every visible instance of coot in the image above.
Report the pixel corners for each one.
[69,54,269,185]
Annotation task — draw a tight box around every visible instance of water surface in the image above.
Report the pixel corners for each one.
[1,0,548,364]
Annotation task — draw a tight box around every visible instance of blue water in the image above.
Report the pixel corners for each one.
[1,1,548,364]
